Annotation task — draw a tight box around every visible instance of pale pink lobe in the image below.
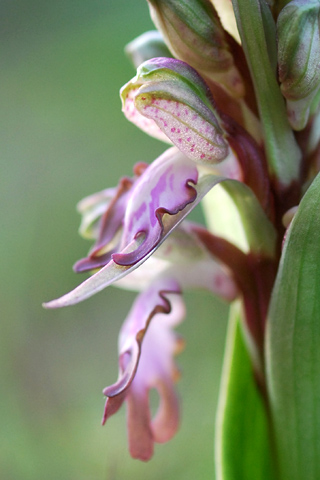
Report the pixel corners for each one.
[126,391,154,461]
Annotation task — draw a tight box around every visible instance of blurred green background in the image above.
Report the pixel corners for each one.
[1,1,229,478]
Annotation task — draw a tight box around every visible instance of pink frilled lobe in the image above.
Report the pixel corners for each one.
[112,147,198,266]
[121,58,229,165]
[102,277,184,461]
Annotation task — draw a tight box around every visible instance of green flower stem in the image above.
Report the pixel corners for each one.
[231,0,301,186]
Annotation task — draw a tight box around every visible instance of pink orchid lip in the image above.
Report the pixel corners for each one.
[102,277,184,461]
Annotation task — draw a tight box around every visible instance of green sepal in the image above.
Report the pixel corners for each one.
[215,301,274,480]
[202,180,276,257]
[266,171,320,480]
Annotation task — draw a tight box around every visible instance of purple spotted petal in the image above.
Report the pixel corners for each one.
[134,86,228,164]
[112,147,198,266]
[121,58,229,164]
[102,277,184,460]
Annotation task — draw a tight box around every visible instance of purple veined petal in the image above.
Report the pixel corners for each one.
[112,147,198,266]
[74,150,242,275]
[102,277,185,461]
[43,158,230,309]
[123,86,172,143]
[74,251,116,273]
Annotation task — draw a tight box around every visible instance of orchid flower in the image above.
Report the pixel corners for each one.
[45,0,320,478]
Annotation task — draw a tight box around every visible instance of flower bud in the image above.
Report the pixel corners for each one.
[278,0,320,130]
[125,31,172,69]
[121,57,229,164]
[147,0,244,97]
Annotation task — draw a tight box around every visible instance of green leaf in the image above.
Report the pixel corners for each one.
[266,172,320,479]
[215,301,274,480]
